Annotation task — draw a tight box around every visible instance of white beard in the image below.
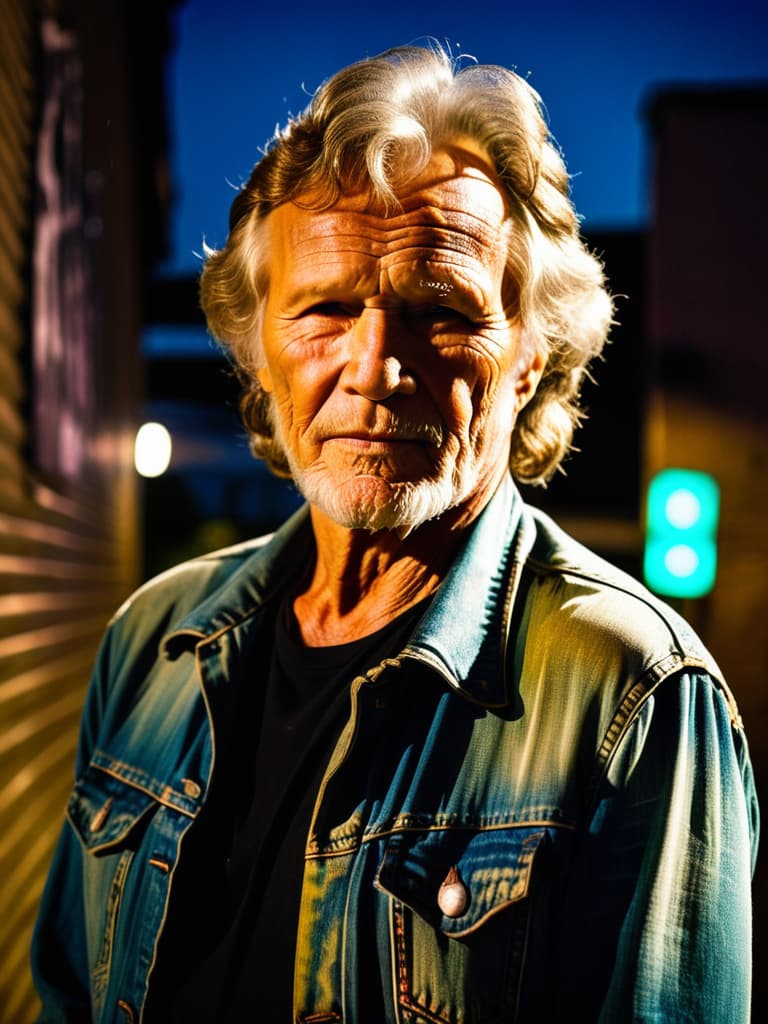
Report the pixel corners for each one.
[272,417,468,537]
[292,463,463,537]
[267,392,511,537]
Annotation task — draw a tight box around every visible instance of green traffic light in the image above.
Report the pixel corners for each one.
[644,468,719,598]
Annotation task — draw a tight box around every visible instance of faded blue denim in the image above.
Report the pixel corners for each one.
[31,476,759,1022]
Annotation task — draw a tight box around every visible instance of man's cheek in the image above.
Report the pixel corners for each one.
[270,392,303,435]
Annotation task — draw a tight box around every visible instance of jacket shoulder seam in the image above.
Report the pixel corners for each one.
[584,657,740,821]
[524,553,700,663]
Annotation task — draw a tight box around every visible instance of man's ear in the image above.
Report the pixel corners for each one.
[515,349,544,413]
[257,365,274,392]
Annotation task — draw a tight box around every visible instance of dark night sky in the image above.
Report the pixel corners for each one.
[158,0,767,278]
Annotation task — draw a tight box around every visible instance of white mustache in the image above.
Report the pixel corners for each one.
[317,412,444,447]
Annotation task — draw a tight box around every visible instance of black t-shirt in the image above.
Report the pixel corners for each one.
[146,595,424,1021]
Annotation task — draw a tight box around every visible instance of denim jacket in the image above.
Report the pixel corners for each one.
[32,476,759,1022]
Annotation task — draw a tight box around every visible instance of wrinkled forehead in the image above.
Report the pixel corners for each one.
[264,147,512,291]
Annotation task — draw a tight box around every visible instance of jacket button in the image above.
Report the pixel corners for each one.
[437,866,468,917]
[182,778,202,799]
[89,798,113,833]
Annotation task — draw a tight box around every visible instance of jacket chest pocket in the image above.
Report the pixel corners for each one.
[67,763,172,1017]
[376,826,547,1024]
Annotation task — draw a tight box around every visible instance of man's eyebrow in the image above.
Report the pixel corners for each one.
[278,275,364,311]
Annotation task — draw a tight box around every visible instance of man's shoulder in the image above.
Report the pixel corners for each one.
[521,504,722,682]
[108,504,312,643]
[110,534,274,631]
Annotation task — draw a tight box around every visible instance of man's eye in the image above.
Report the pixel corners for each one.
[302,302,358,318]
[411,304,472,325]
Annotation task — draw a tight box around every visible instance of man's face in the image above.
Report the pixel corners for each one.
[257,146,541,534]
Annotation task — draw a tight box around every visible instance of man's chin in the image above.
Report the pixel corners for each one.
[299,475,458,536]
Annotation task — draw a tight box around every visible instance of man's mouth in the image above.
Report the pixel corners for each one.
[321,420,444,448]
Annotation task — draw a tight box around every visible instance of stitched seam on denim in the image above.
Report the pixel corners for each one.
[673,656,742,729]
[584,653,691,818]
[141,812,201,1020]
[393,902,440,1020]
[90,756,198,817]
[395,919,451,1024]
[368,809,571,830]
[90,848,132,1013]
[306,819,575,858]
[141,642,218,1015]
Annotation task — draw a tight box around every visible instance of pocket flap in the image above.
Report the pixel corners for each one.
[375,826,546,938]
[67,763,159,853]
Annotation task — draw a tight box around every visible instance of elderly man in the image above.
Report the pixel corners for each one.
[33,45,757,1023]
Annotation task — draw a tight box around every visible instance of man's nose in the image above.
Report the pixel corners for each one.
[339,308,417,400]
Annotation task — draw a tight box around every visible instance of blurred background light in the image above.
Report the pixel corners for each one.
[644,468,720,598]
[135,421,173,477]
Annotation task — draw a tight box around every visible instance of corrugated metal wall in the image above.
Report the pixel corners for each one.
[0,2,141,1020]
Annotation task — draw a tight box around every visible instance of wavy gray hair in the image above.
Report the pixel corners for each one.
[200,43,613,484]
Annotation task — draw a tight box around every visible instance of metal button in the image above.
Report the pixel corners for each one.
[90,797,113,833]
[182,778,202,799]
[437,865,468,918]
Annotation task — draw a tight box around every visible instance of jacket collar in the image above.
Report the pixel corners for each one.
[161,504,314,656]
[401,475,534,707]
[162,476,534,709]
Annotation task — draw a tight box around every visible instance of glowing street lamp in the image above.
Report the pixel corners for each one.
[134,422,172,478]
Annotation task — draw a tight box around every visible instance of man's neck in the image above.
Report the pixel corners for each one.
[293,507,468,647]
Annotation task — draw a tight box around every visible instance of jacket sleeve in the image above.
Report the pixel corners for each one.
[30,625,117,1022]
[590,669,759,1022]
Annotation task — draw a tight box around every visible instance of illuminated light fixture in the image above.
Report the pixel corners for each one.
[643,468,719,599]
[134,422,172,478]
